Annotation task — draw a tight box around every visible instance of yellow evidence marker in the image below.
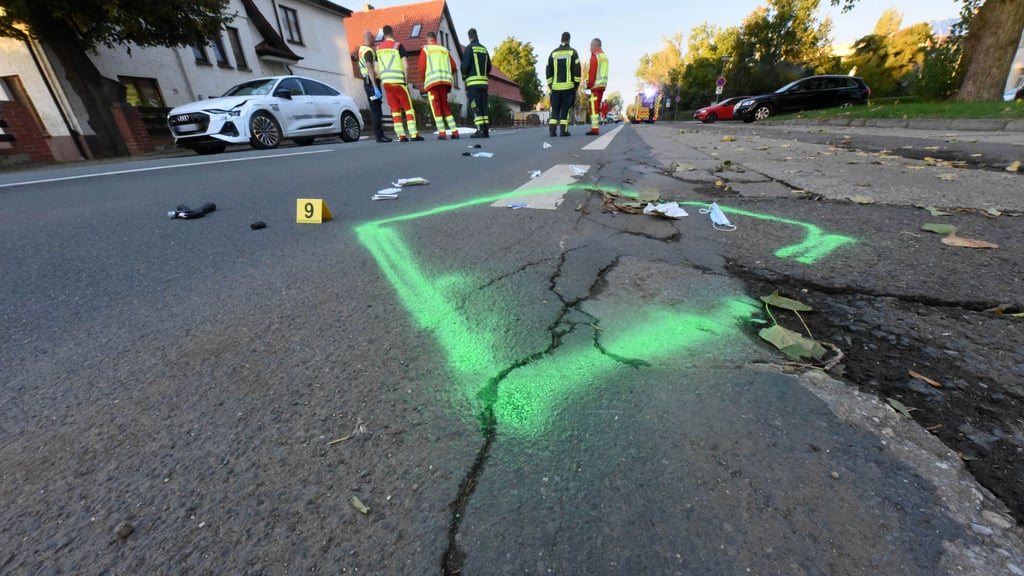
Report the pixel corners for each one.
[296,199,334,224]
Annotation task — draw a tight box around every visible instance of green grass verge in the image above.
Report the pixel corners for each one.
[777,99,1024,121]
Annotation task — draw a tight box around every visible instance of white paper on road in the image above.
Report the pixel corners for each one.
[543,142,552,149]
[644,202,689,219]
[392,177,429,187]
[571,165,587,177]
[492,164,591,210]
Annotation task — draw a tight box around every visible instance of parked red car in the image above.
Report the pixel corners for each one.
[694,96,750,123]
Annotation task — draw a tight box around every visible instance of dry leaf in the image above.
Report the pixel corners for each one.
[721,135,737,142]
[942,233,998,249]
[909,370,942,388]
[848,195,875,205]
[1007,161,1022,173]
[351,496,370,515]
[887,398,914,418]
[937,173,959,181]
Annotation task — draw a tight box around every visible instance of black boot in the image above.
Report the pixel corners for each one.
[549,124,557,137]
[482,124,490,138]
[560,124,570,137]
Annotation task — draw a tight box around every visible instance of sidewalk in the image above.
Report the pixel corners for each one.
[769,116,1024,132]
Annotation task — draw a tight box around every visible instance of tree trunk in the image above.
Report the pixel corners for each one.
[955,0,1024,101]
[27,3,129,158]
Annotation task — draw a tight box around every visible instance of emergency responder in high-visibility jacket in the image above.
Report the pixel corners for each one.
[418,31,460,140]
[375,25,423,142]
[585,38,609,136]
[546,31,581,137]
[358,30,392,143]
[461,27,491,138]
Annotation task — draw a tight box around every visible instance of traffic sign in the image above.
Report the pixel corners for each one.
[715,86,724,95]
[716,76,727,87]
[297,198,334,224]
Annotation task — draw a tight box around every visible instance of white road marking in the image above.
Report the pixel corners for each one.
[493,164,590,210]
[581,124,625,151]
[0,149,334,189]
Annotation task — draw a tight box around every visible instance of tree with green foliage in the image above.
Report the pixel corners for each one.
[635,33,685,89]
[831,0,1024,101]
[0,0,232,157]
[491,36,543,110]
[846,10,933,97]
[726,0,836,95]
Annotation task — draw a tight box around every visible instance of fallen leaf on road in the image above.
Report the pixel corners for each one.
[721,135,737,142]
[760,290,813,312]
[351,496,370,515]
[1007,161,1022,172]
[909,370,943,388]
[638,188,660,203]
[759,325,826,360]
[942,234,998,249]
[923,206,952,216]
[887,398,915,418]
[984,208,1002,218]
[937,173,959,181]
[921,223,957,235]
[848,195,875,204]
[674,162,696,172]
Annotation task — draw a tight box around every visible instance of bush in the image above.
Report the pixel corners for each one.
[486,95,512,126]
[910,43,963,100]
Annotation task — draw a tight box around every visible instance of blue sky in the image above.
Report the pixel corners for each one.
[355,0,960,97]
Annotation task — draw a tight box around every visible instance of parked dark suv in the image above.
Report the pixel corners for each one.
[733,75,871,122]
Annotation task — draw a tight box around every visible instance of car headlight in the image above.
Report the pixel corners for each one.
[204,109,242,117]
[737,99,756,108]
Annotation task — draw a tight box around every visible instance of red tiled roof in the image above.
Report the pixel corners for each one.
[346,1,451,58]
[489,66,524,104]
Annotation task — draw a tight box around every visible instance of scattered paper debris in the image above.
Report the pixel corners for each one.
[372,187,400,201]
[699,202,736,231]
[465,152,493,158]
[508,203,528,209]
[392,177,429,187]
[571,166,587,177]
[543,142,552,149]
[643,202,689,219]
[529,170,542,179]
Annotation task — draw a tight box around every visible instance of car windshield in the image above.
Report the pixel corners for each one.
[223,79,277,97]
[720,97,741,105]
[774,79,802,93]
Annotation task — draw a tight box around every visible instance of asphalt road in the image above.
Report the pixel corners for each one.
[2,123,1023,575]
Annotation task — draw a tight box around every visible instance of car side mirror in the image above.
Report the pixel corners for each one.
[274,88,293,100]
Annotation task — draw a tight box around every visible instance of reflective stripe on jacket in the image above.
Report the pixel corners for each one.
[463,42,490,87]
[375,41,406,85]
[592,51,609,89]
[358,45,374,78]
[547,44,581,91]
[423,44,454,89]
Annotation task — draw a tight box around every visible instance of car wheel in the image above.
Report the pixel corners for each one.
[705,113,718,124]
[839,100,857,108]
[340,111,361,142]
[293,137,315,146]
[249,111,282,150]
[194,142,226,155]
[753,105,772,121]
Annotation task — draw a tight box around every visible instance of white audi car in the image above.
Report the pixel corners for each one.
[167,76,363,154]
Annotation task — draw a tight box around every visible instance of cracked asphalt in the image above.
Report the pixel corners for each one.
[2,121,1023,575]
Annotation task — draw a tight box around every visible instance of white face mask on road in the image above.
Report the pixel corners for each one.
[700,202,737,232]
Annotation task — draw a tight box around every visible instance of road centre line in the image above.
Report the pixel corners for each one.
[491,164,590,210]
[0,149,334,189]
[581,124,624,151]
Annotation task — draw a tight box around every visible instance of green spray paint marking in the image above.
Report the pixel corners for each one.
[355,187,857,436]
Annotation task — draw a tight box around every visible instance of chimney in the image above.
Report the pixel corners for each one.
[363,3,374,10]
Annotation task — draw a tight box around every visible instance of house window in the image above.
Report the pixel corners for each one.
[410,24,422,38]
[210,34,230,67]
[280,6,303,44]
[226,27,248,69]
[192,44,210,64]
[118,76,166,108]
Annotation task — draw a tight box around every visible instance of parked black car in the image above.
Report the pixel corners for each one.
[733,75,871,123]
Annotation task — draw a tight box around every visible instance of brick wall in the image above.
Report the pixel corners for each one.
[111,103,153,157]
[0,100,55,163]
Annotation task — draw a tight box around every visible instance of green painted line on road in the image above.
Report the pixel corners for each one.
[354,188,857,435]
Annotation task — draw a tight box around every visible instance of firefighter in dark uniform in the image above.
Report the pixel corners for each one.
[546,31,581,137]
[461,27,492,138]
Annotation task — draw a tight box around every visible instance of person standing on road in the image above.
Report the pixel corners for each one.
[358,31,392,143]
[375,25,423,142]
[419,31,460,140]
[585,38,609,136]
[461,28,491,138]
[547,31,581,137]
